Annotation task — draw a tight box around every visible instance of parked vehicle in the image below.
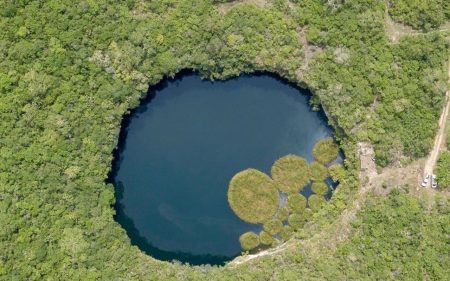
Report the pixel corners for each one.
[421,174,430,187]
[431,174,437,189]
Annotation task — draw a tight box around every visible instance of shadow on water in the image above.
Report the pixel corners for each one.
[114,181,231,265]
[106,69,340,266]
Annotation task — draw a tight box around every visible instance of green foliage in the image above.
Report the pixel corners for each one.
[310,162,329,181]
[328,163,346,182]
[259,231,275,246]
[239,231,260,251]
[335,192,450,280]
[228,169,279,224]
[271,155,310,193]
[311,182,329,195]
[308,194,326,211]
[389,0,450,30]
[288,213,306,229]
[286,193,307,213]
[312,138,339,164]
[263,219,283,236]
[279,225,294,241]
[446,122,450,147]
[277,206,290,221]
[436,151,450,189]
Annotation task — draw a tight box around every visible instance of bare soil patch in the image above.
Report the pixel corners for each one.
[217,0,268,14]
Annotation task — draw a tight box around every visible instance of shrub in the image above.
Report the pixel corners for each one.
[436,151,450,189]
[286,193,307,213]
[259,231,275,246]
[310,162,329,181]
[239,231,260,251]
[308,194,326,211]
[312,138,339,164]
[311,182,329,195]
[271,155,311,193]
[263,219,283,236]
[228,169,280,224]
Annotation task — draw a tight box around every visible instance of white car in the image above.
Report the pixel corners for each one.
[431,174,437,189]
[421,174,430,187]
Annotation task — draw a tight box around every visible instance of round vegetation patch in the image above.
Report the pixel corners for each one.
[308,194,326,211]
[263,219,283,236]
[328,163,345,182]
[303,208,314,221]
[259,231,275,246]
[310,162,328,181]
[277,207,290,221]
[279,225,293,241]
[311,182,329,195]
[271,155,310,193]
[288,213,306,229]
[312,138,339,164]
[228,169,279,224]
[239,231,260,251]
[286,193,307,214]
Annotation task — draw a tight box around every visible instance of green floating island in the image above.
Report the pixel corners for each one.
[286,193,307,214]
[308,194,326,211]
[311,182,329,195]
[263,219,283,236]
[312,138,339,165]
[229,138,342,251]
[239,231,260,251]
[310,161,329,182]
[328,163,345,182]
[228,169,279,224]
[259,231,275,246]
[271,154,311,193]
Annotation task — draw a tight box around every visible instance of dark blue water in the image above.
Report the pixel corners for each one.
[111,73,333,265]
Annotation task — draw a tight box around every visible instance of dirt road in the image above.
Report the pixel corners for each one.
[422,59,450,185]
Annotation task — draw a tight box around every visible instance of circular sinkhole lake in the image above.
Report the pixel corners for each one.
[111,73,334,265]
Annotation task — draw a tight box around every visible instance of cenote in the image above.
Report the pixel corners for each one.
[110,73,336,265]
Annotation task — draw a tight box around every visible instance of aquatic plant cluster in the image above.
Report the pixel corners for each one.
[228,138,342,251]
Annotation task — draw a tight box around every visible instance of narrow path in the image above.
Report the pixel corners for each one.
[422,58,450,183]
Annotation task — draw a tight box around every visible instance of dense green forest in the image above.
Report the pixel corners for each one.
[0,0,449,280]
[388,0,450,30]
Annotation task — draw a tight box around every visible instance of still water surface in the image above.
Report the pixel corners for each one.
[111,74,333,265]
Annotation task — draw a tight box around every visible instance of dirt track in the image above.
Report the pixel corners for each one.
[422,59,450,183]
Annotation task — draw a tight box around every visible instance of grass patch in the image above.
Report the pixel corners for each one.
[311,182,329,195]
[271,155,311,193]
[288,213,306,229]
[313,138,339,165]
[277,206,290,221]
[228,168,280,224]
[287,193,307,213]
[279,225,294,241]
[263,219,283,236]
[259,231,275,246]
[239,231,260,251]
[310,162,329,181]
[328,163,345,182]
[308,194,326,211]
